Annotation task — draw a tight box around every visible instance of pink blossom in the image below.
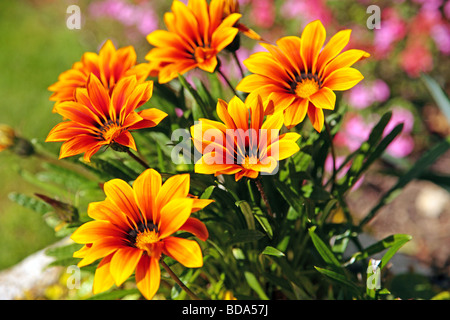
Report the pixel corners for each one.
[250,0,275,28]
[386,134,415,158]
[373,9,407,57]
[88,0,158,35]
[371,80,390,103]
[280,0,333,26]
[334,114,373,152]
[385,107,415,134]
[400,44,433,78]
[345,80,390,110]
[431,23,450,55]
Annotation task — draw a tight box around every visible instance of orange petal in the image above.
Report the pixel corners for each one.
[71,220,125,244]
[276,36,303,75]
[129,108,168,130]
[111,76,137,117]
[216,99,236,130]
[308,87,336,110]
[93,254,115,295]
[135,254,161,300]
[155,174,190,213]
[88,199,133,231]
[236,74,280,93]
[110,247,143,286]
[163,237,203,268]
[114,131,137,151]
[283,98,309,129]
[322,67,364,91]
[317,29,352,72]
[307,103,325,132]
[59,135,103,160]
[227,96,248,130]
[87,73,111,116]
[179,217,209,241]
[77,237,125,267]
[103,179,142,226]
[132,169,162,223]
[300,20,326,74]
[322,49,370,79]
[46,121,94,142]
[158,198,193,239]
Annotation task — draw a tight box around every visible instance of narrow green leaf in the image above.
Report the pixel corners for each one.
[262,246,285,257]
[178,73,210,120]
[236,200,255,230]
[244,271,269,300]
[8,192,52,215]
[380,234,412,270]
[348,234,412,264]
[314,267,360,295]
[274,180,303,215]
[308,227,341,269]
[228,230,265,245]
[422,74,450,123]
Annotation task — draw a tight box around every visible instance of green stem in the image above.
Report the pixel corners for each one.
[217,68,238,97]
[324,119,337,190]
[232,51,245,79]
[126,148,149,169]
[160,260,201,300]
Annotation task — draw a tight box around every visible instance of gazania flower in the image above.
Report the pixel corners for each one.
[191,95,301,181]
[71,168,213,300]
[48,40,151,111]
[46,74,167,162]
[145,0,242,84]
[222,0,261,42]
[0,124,15,152]
[236,20,370,132]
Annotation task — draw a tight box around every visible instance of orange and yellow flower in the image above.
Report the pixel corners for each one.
[222,0,261,41]
[71,169,213,300]
[0,124,15,152]
[236,20,370,132]
[145,0,242,83]
[191,95,301,181]
[48,40,151,111]
[46,74,167,162]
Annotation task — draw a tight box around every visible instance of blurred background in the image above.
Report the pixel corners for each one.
[0,0,449,298]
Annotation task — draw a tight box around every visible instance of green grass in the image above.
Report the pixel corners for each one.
[0,1,90,270]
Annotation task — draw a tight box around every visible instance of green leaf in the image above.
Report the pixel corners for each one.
[261,246,285,257]
[45,243,83,260]
[348,234,412,265]
[178,73,210,120]
[244,271,269,300]
[253,206,273,239]
[422,74,450,123]
[308,226,341,269]
[314,266,360,296]
[8,192,52,215]
[274,180,303,215]
[236,200,255,230]
[380,234,412,270]
[228,229,265,245]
